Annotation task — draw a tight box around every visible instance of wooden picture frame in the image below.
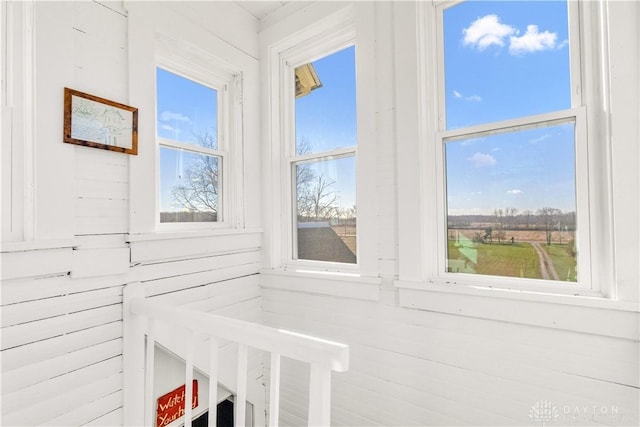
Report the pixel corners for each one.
[64,87,138,155]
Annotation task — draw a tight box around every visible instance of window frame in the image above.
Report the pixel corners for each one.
[154,51,238,232]
[282,36,359,270]
[425,0,606,296]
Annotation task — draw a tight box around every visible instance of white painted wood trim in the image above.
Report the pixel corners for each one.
[394,279,640,312]
[130,297,350,372]
[269,353,281,427]
[235,344,248,427]
[126,227,262,243]
[307,364,331,426]
[122,283,146,427]
[208,339,219,427]
[144,319,156,427]
[184,333,195,427]
[396,280,639,340]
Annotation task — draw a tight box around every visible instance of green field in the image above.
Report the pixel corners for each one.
[448,238,541,279]
[544,244,577,281]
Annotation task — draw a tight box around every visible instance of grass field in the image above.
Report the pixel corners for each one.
[544,244,577,281]
[448,239,541,279]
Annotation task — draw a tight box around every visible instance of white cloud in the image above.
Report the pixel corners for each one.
[468,152,497,167]
[507,189,522,195]
[509,25,558,55]
[160,111,191,123]
[463,14,516,51]
[453,89,482,102]
[161,124,180,134]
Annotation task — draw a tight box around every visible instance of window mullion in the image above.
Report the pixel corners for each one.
[290,147,356,164]
[439,108,583,142]
[158,137,226,158]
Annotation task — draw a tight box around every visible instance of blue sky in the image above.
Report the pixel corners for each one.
[154,1,576,218]
[156,68,219,213]
[443,0,576,216]
[295,46,357,210]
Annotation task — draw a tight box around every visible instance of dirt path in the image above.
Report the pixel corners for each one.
[531,242,560,281]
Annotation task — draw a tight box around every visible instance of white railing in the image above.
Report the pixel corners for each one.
[123,285,349,427]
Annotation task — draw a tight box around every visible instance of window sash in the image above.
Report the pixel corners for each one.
[155,65,231,229]
[433,106,593,292]
[435,0,582,132]
[430,0,594,292]
[284,41,359,268]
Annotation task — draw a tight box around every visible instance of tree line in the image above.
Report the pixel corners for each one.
[449,207,576,246]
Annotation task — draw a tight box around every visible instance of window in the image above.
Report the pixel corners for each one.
[434,1,592,288]
[290,45,358,264]
[156,67,225,224]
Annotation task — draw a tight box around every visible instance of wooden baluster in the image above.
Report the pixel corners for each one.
[307,364,331,426]
[144,319,156,427]
[184,332,195,427]
[208,338,219,427]
[235,344,248,427]
[269,353,281,427]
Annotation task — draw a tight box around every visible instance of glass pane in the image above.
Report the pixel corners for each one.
[295,46,357,155]
[295,156,356,263]
[156,68,218,149]
[159,146,220,223]
[443,1,570,129]
[445,122,577,281]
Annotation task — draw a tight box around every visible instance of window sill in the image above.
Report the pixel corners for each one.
[395,279,638,311]
[126,227,262,243]
[260,267,382,301]
[395,279,639,340]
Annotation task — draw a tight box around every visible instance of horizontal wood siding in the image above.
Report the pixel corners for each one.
[1,248,125,426]
[131,238,265,422]
[261,285,640,426]
[1,238,264,426]
[70,0,130,237]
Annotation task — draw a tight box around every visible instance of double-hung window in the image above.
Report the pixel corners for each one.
[433,0,593,290]
[155,66,227,225]
[287,44,358,265]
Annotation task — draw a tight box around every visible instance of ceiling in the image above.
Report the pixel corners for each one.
[233,1,289,21]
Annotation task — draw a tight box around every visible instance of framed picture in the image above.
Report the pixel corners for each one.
[64,87,138,155]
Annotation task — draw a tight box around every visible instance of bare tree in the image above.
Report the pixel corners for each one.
[295,137,315,210]
[170,130,219,219]
[298,174,338,221]
[294,136,340,222]
[506,207,518,228]
[537,207,562,245]
[493,208,505,243]
[520,209,533,229]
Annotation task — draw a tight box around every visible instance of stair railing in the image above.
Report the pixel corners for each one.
[123,284,349,427]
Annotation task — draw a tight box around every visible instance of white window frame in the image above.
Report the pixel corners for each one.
[419,0,614,297]
[154,39,240,232]
[281,33,359,270]
[1,0,35,243]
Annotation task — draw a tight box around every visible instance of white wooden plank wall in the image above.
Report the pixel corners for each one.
[70,0,129,236]
[1,242,264,426]
[132,240,266,424]
[1,258,125,426]
[261,288,639,426]
[2,2,266,425]
[1,3,131,425]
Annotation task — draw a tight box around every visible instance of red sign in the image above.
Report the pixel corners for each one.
[156,380,199,427]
